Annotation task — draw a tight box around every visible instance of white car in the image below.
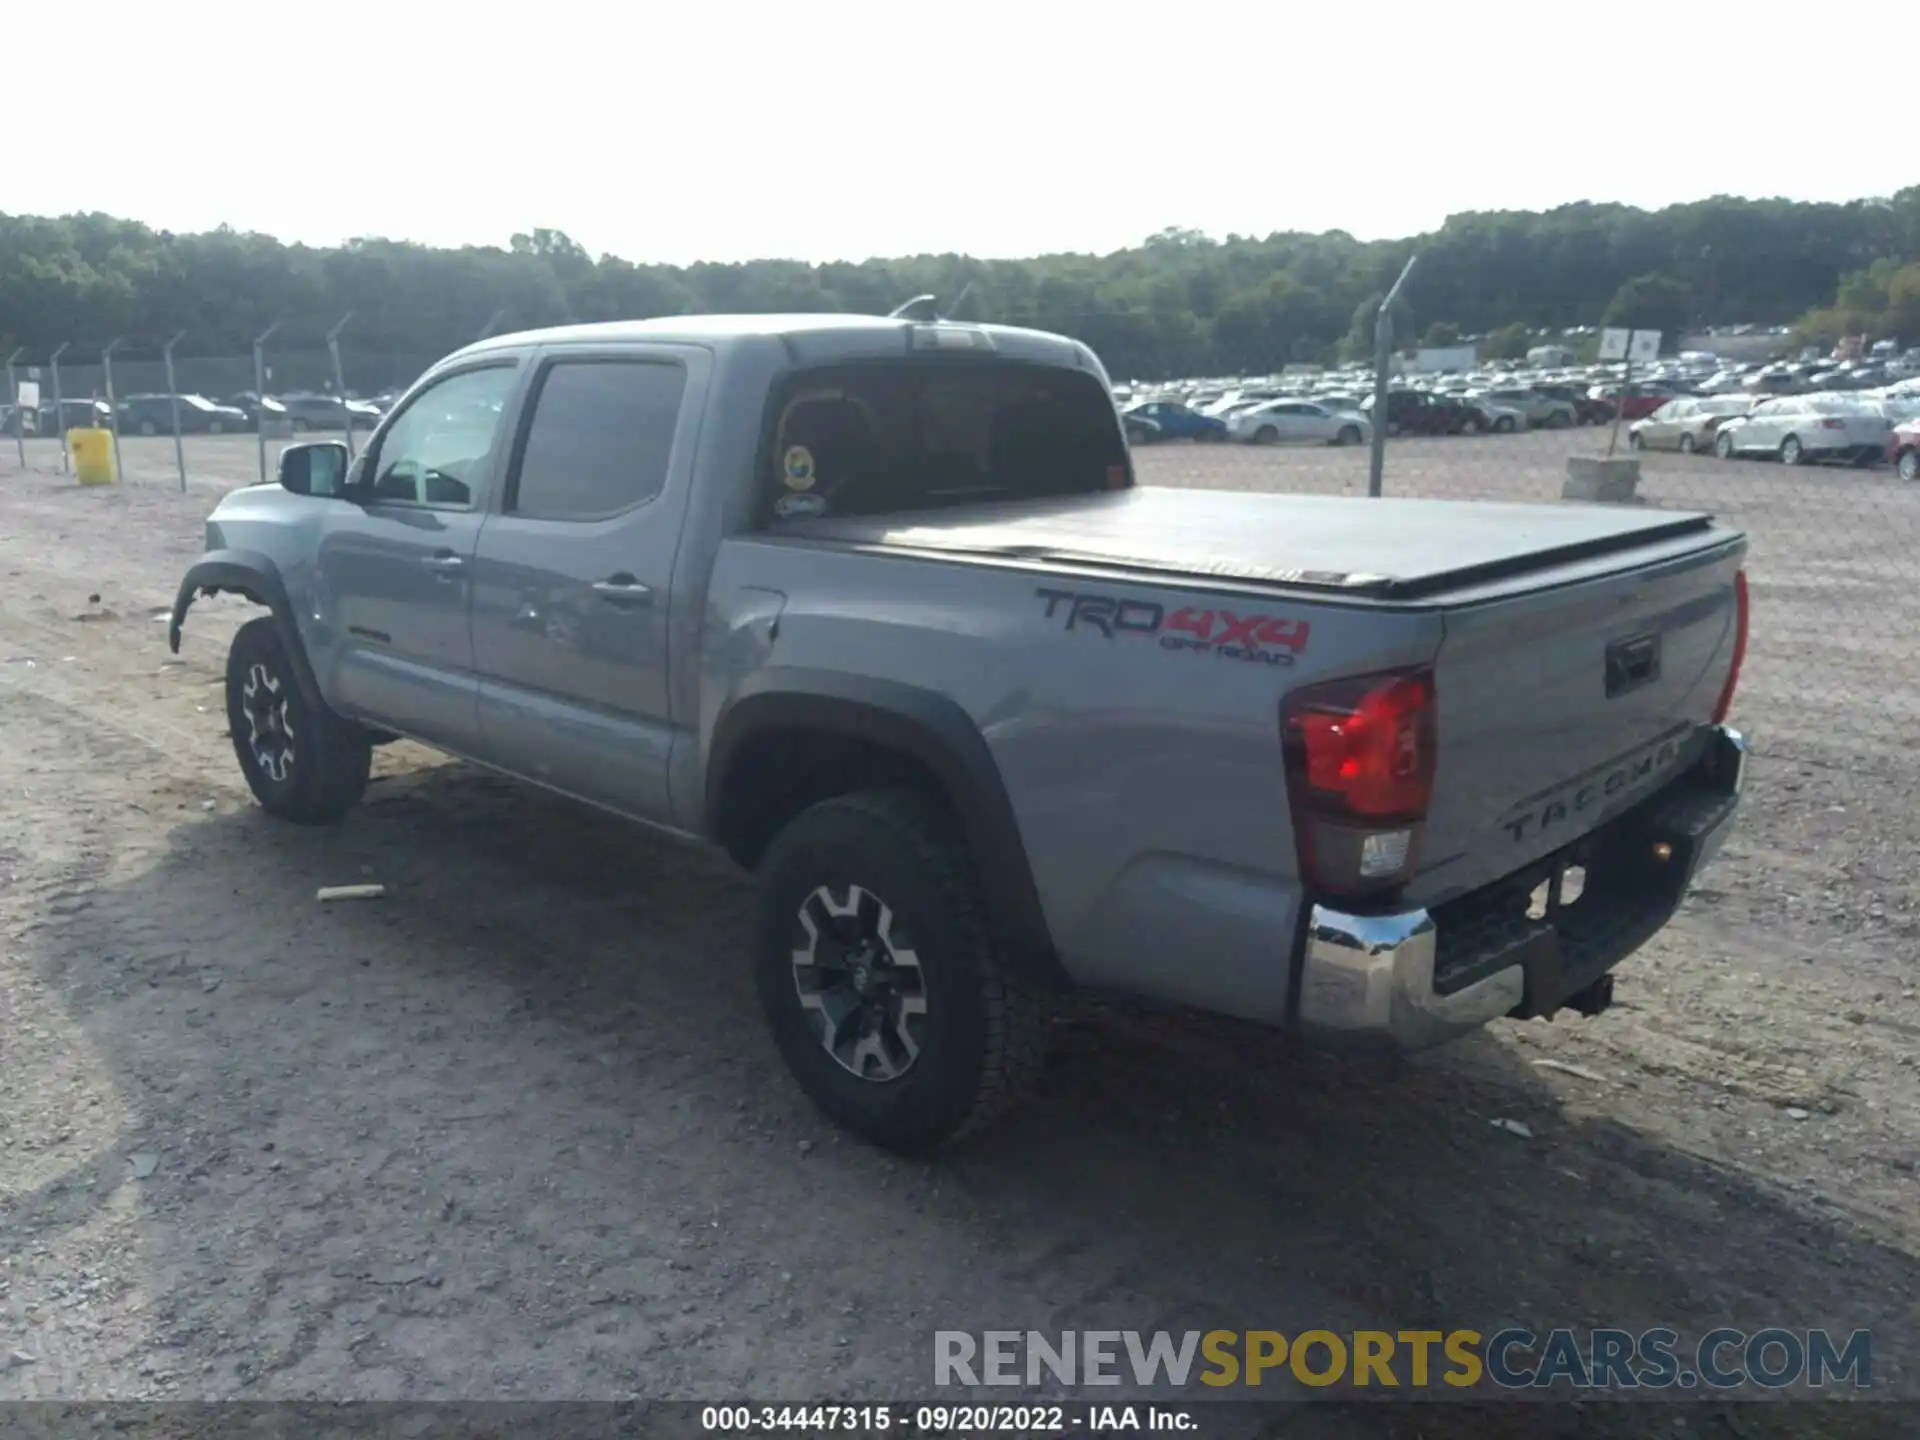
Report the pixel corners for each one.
[1228,399,1372,446]
[1711,395,1892,466]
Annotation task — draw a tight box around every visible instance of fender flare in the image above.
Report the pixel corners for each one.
[168,549,325,710]
[706,670,1064,984]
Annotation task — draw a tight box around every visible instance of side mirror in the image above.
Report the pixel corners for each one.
[278,441,351,498]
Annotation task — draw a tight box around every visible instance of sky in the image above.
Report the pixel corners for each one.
[13,0,1911,267]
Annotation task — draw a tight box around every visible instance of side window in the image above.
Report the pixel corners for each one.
[509,360,686,521]
[368,365,518,510]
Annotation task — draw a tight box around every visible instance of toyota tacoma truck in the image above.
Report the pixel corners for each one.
[169,314,1750,1153]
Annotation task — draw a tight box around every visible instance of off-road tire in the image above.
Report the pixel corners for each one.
[224,616,371,824]
[753,788,1046,1154]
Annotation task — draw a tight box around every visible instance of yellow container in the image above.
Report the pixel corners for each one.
[69,427,117,486]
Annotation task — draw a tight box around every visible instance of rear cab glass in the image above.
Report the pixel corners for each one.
[756,360,1130,526]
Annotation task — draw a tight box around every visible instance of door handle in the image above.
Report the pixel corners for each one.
[591,574,653,607]
[421,552,465,576]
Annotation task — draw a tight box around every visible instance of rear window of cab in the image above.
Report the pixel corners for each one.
[757,360,1130,527]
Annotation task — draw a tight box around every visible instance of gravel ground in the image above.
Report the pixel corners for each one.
[1,430,1915,1433]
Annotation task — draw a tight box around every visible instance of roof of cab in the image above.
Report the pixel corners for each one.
[450,313,1100,372]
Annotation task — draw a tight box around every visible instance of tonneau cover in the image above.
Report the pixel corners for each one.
[776,487,1719,600]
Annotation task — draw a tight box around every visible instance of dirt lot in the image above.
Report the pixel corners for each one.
[1,429,1916,1431]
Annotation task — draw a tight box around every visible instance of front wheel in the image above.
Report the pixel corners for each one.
[290,418,309,434]
[1335,425,1362,447]
[1253,425,1280,445]
[224,616,371,824]
[1714,431,1736,459]
[1494,416,1516,433]
[1779,435,1804,466]
[1678,433,1696,454]
[1899,449,1919,483]
[138,420,157,436]
[753,789,1046,1154]
[1628,430,1643,450]
[1549,410,1573,429]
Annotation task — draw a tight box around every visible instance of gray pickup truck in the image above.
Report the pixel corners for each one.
[170,314,1749,1152]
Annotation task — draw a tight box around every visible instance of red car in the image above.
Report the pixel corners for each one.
[1888,419,1920,482]
[1589,381,1679,422]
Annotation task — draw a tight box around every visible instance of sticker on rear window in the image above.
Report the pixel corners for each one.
[782,445,817,491]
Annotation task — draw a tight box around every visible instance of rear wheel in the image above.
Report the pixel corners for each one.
[224,616,371,824]
[1627,430,1643,450]
[1548,409,1573,429]
[1779,435,1804,466]
[1900,449,1919,483]
[753,789,1046,1153]
[1678,433,1696,454]
[209,421,224,436]
[138,420,157,436]
[1494,416,1516,434]
[1254,425,1279,445]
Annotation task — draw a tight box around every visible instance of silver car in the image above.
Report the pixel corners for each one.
[1712,396,1891,466]
[1228,399,1372,446]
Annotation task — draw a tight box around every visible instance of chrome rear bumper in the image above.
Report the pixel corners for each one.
[1296,725,1746,1052]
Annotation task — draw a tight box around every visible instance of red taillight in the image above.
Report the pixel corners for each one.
[1283,669,1437,898]
[1711,570,1748,725]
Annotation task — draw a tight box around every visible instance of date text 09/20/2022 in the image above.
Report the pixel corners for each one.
[701,1405,1194,1433]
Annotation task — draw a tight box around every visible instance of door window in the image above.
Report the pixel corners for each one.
[367,365,519,510]
[508,359,687,521]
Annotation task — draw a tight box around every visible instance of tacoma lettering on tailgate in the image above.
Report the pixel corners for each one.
[1500,734,1687,844]
[1036,587,1310,666]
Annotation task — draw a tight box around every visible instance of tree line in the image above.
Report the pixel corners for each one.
[3,189,1917,383]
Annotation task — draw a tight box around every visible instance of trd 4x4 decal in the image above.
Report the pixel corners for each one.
[1036,587,1310,666]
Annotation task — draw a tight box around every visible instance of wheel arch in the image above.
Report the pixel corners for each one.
[169,549,325,710]
[706,671,1064,984]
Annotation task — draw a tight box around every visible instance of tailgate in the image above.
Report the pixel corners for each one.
[1407,531,1745,906]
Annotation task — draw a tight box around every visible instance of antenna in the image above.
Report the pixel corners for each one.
[888,295,941,322]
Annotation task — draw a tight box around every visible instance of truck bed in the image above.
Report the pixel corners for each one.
[774,487,1722,602]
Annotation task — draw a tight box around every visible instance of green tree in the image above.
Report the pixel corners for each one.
[1480,322,1533,360]
[1601,272,1692,350]
[1421,321,1461,347]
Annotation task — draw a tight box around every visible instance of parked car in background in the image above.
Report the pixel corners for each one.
[1533,383,1614,425]
[280,392,384,433]
[1888,418,1920,482]
[1712,396,1891,466]
[38,399,114,433]
[1227,398,1370,446]
[225,392,291,429]
[1121,411,1163,445]
[1467,396,1524,433]
[1475,387,1579,429]
[1629,396,1753,454]
[1120,400,1228,442]
[118,393,251,436]
[1588,383,1674,422]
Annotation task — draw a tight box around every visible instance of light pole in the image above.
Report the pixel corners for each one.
[164,331,188,490]
[253,320,281,484]
[50,341,70,473]
[102,337,125,483]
